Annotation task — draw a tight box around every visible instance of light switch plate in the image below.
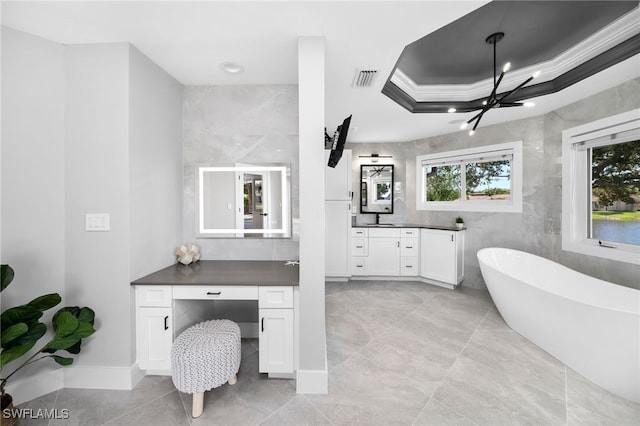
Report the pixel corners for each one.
[85,213,110,232]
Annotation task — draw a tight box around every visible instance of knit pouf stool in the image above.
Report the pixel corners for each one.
[171,319,241,418]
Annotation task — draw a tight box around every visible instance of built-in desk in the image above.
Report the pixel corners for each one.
[131,260,299,377]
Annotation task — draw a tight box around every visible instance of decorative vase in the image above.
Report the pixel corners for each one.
[1,393,17,426]
[455,223,464,229]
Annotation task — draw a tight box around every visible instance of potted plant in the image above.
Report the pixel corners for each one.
[455,216,465,229]
[1,265,96,423]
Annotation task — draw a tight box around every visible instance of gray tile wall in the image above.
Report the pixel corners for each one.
[182,85,299,260]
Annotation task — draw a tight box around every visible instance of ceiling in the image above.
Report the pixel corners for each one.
[2,1,639,143]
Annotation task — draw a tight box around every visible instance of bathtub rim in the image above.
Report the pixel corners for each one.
[477,247,639,314]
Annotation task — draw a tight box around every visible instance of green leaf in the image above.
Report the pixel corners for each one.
[1,265,15,292]
[52,307,80,325]
[0,323,28,347]
[47,336,81,351]
[64,340,82,354]
[27,293,61,311]
[78,307,95,326]
[0,341,36,367]
[1,306,43,331]
[50,355,74,366]
[53,311,78,338]
[72,322,95,339]
[6,322,47,349]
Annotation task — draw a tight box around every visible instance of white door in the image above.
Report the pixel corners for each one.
[421,229,456,284]
[259,308,294,373]
[367,238,400,276]
[325,201,351,277]
[137,307,172,371]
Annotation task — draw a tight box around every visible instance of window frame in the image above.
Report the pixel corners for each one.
[416,141,523,212]
[561,108,640,265]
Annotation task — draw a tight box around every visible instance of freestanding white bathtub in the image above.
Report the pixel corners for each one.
[477,247,640,403]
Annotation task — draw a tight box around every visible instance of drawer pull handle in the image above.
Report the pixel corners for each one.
[207,291,222,296]
[406,246,413,249]
[356,265,363,268]
[261,317,265,332]
[356,245,363,248]
[406,265,413,268]
[164,316,169,330]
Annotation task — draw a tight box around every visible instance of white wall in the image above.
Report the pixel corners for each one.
[64,43,132,370]
[129,46,183,282]
[1,27,66,390]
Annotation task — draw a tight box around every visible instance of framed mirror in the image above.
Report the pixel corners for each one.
[360,164,394,214]
[198,164,291,238]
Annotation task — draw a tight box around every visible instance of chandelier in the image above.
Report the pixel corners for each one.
[461,32,540,135]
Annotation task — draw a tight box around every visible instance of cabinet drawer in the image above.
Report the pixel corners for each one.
[401,238,419,257]
[172,286,258,300]
[352,238,369,256]
[401,228,419,238]
[352,228,369,238]
[369,228,401,238]
[400,257,419,276]
[136,286,172,307]
[259,286,293,309]
[351,257,367,275]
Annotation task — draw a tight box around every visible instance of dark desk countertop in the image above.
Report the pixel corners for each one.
[354,224,466,231]
[131,260,299,287]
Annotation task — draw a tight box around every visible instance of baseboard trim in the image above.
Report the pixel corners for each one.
[6,368,64,406]
[295,349,328,394]
[63,364,143,390]
[296,368,328,394]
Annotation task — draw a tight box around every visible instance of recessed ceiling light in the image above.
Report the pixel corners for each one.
[220,62,244,74]
[447,108,456,113]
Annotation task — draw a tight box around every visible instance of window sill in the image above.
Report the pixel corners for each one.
[562,238,640,265]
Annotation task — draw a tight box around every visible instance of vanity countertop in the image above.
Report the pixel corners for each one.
[354,224,466,231]
[131,260,299,287]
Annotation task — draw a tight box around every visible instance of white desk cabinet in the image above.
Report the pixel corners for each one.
[132,261,299,377]
[135,286,173,372]
[420,228,465,285]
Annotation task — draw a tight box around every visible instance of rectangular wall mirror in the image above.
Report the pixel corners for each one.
[198,164,291,238]
[360,164,394,214]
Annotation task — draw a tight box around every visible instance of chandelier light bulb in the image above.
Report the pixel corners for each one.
[503,62,511,72]
[460,122,469,130]
[532,70,541,79]
[482,100,487,106]
[448,107,456,113]
[469,130,475,136]
[524,101,536,107]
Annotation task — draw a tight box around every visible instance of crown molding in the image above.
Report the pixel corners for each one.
[390,7,640,104]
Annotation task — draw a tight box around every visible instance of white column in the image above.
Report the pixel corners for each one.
[296,36,328,394]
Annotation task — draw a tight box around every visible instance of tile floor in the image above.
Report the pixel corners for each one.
[17,280,640,425]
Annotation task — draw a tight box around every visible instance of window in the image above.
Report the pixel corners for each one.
[416,141,523,212]
[562,109,640,265]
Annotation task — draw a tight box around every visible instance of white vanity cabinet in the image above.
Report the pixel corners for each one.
[325,149,352,200]
[258,287,294,374]
[367,228,401,276]
[420,228,465,285]
[325,201,352,278]
[325,149,352,279]
[135,286,173,372]
[400,228,420,276]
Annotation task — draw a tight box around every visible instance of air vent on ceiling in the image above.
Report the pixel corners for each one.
[352,69,379,88]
